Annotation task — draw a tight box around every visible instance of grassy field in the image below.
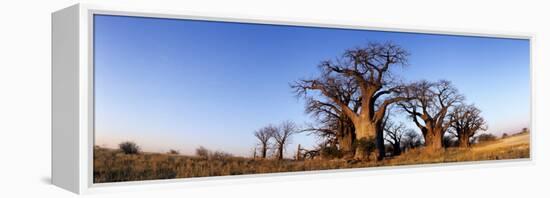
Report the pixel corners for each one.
[384,132,530,165]
[93,132,529,183]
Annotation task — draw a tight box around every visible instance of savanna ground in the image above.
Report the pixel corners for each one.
[93,132,529,183]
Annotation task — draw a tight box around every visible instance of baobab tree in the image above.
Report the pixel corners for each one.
[273,121,298,160]
[402,130,423,151]
[292,42,410,160]
[298,76,359,155]
[448,104,487,147]
[383,120,408,156]
[254,125,276,159]
[399,80,464,150]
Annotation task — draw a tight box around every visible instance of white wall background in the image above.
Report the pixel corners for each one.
[0,0,548,197]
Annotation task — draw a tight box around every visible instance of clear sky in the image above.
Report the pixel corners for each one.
[93,14,530,157]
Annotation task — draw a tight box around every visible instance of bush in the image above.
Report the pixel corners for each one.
[320,146,343,159]
[443,135,457,148]
[520,128,529,134]
[477,134,497,143]
[211,151,233,161]
[119,141,140,155]
[168,149,180,155]
[502,133,509,138]
[195,146,209,158]
[354,137,376,160]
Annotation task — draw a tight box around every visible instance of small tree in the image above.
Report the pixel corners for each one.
[402,130,423,151]
[448,104,487,147]
[119,141,140,155]
[254,125,276,159]
[195,146,210,158]
[383,121,407,156]
[273,121,298,160]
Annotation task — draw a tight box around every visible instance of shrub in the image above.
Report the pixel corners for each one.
[443,135,457,148]
[477,133,497,143]
[320,146,343,159]
[195,146,210,158]
[168,149,180,155]
[384,144,395,156]
[502,133,509,138]
[354,137,376,160]
[211,151,233,161]
[119,141,140,155]
[520,128,529,134]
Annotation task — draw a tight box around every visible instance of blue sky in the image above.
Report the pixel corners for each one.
[93,15,530,156]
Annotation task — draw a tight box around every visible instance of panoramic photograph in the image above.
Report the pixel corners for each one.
[92,15,531,183]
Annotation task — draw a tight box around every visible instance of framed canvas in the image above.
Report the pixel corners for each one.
[52,3,533,194]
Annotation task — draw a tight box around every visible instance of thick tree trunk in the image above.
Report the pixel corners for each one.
[354,121,377,159]
[354,120,376,140]
[423,128,443,151]
[458,133,470,148]
[339,123,355,154]
[340,132,354,153]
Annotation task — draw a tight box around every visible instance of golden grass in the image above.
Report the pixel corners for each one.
[384,133,530,166]
[94,133,530,183]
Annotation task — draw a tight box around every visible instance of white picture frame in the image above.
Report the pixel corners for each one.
[52,3,534,194]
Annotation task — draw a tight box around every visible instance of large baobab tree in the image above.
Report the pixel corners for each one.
[448,104,487,147]
[254,125,276,159]
[292,42,410,160]
[273,121,298,160]
[298,76,360,154]
[399,80,464,150]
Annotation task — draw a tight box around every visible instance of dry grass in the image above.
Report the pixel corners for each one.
[384,133,530,166]
[94,133,530,183]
